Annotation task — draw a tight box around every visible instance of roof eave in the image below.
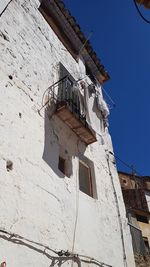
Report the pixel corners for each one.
[54,0,110,83]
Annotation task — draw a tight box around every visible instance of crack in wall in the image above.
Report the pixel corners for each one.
[36,184,61,205]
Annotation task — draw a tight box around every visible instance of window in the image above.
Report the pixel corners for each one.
[79,160,93,197]
[122,179,127,185]
[85,65,97,85]
[58,63,80,114]
[58,63,75,102]
[58,156,65,175]
[136,214,149,224]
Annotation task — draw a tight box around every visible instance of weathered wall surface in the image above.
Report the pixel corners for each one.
[135,254,150,267]
[0,1,135,266]
[0,0,10,15]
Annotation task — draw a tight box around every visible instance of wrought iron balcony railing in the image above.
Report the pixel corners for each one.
[47,76,96,145]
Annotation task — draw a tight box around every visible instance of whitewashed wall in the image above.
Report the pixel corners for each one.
[145,191,150,211]
[0,1,135,266]
[0,0,11,15]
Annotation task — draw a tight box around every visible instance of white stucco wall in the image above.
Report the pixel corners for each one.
[0,0,11,15]
[145,191,150,211]
[0,1,135,266]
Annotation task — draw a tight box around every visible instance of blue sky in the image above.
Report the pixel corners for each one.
[64,0,150,175]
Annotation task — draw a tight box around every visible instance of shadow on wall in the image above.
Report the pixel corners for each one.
[0,230,81,267]
[0,229,108,267]
[42,107,62,177]
[42,107,86,178]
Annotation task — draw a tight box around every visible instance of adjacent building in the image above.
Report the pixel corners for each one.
[0,1,135,266]
[118,171,150,265]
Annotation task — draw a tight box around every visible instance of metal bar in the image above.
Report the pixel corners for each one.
[128,222,141,231]
[48,76,88,128]
[48,75,68,90]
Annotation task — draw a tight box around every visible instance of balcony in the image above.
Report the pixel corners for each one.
[48,76,96,145]
[122,188,149,212]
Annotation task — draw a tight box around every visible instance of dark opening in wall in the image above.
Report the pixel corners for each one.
[136,214,149,224]
[8,75,13,80]
[123,179,127,185]
[58,156,66,175]
[6,160,13,171]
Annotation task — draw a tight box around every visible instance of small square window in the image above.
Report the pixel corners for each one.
[58,156,65,175]
[79,160,93,197]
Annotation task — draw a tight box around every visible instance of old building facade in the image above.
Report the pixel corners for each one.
[0,1,135,266]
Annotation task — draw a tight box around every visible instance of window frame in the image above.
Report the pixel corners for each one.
[79,159,94,198]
